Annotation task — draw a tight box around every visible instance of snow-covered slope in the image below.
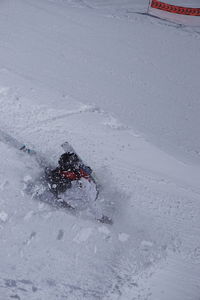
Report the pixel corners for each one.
[1,0,200,164]
[0,1,200,299]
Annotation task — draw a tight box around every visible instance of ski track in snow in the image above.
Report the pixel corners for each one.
[0,82,200,299]
[0,1,200,299]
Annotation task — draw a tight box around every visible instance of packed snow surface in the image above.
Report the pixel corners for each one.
[0,1,200,299]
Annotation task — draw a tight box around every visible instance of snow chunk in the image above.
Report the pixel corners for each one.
[103,115,127,130]
[38,202,45,210]
[0,180,9,191]
[0,211,8,222]
[23,175,32,182]
[98,226,110,235]
[118,233,130,242]
[0,87,9,96]
[73,227,93,243]
[140,240,154,251]
[24,211,34,221]
[190,247,200,262]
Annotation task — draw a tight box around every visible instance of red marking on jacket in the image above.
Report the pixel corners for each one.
[79,168,91,180]
[60,168,91,181]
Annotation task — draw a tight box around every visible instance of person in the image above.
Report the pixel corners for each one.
[44,151,112,224]
[45,152,93,198]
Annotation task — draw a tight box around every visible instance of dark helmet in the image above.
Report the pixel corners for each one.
[58,152,79,169]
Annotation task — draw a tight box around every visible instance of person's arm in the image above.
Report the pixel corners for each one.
[80,165,92,175]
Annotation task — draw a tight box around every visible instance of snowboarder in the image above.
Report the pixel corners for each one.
[45,152,93,198]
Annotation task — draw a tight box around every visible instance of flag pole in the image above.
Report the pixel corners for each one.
[147,0,152,14]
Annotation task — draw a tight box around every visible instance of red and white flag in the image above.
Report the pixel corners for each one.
[149,0,200,16]
[148,0,200,25]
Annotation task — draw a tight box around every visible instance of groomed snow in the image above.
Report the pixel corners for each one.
[0,1,200,299]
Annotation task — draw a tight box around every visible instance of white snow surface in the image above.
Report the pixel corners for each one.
[0,1,200,299]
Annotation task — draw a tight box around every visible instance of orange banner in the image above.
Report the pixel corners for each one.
[150,0,200,16]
